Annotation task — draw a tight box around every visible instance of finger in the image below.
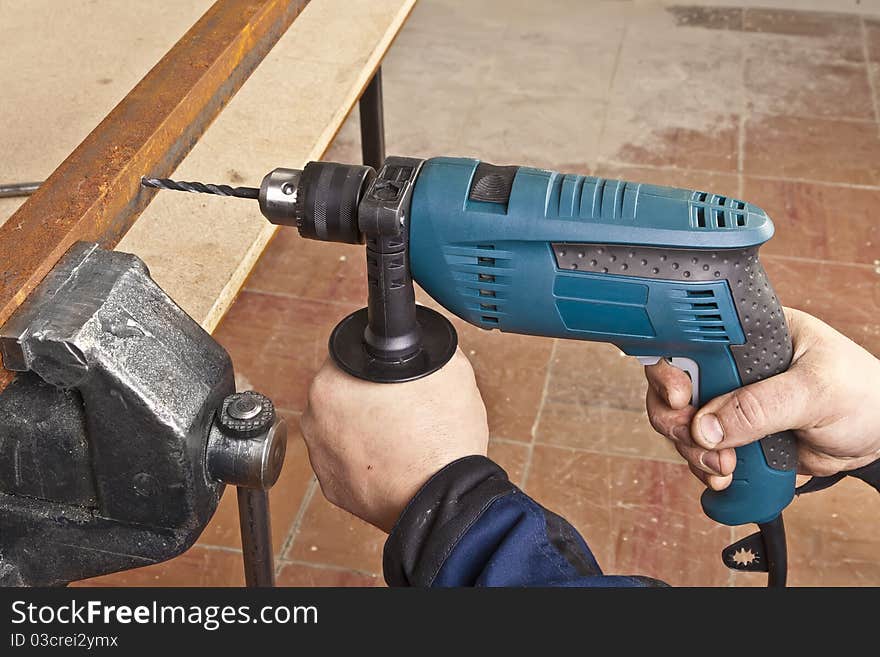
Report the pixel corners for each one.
[690,371,810,450]
[707,472,733,491]
[673,433,737,476]
[689,464,734,491]
[781,306,818,361]
[688,463,710,486]
[645,359,693,410]
[646,386,694,438]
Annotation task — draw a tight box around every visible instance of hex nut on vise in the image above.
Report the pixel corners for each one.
[207,391,287,490]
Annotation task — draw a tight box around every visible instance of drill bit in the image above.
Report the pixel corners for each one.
[141,177,259,200]
[0,181,41,198]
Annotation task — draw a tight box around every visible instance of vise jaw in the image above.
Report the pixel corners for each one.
[0,243,236,586]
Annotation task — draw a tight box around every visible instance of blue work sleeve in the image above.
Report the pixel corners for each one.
[383,455,665,587]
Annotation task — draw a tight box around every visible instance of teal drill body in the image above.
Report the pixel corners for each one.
[408,157,797,527]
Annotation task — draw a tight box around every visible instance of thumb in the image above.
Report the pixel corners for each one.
[690,371,810,450]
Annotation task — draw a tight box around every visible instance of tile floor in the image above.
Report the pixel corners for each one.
[79,1,880,587]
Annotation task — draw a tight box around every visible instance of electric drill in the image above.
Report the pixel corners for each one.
[144,155,797,585]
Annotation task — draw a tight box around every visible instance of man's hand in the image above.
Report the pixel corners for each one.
[300,348,489,532]
[645,307,880,490]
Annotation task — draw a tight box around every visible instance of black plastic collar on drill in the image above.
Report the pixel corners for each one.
[328,156,457,384]
[296,161,375,244]
[553,243,798,473]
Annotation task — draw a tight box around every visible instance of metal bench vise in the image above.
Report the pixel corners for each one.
[0,243,286,587]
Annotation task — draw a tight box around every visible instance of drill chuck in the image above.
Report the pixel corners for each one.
[259,162,376,243]
[258,168,302,226]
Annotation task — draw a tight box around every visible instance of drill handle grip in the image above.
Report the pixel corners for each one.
[697,255,797,526]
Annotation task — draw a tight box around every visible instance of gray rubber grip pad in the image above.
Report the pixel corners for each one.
[552,243,796,472]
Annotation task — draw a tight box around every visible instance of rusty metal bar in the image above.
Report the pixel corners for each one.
[0,0,310,350]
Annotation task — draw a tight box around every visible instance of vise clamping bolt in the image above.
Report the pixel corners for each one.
[0,243,286,587]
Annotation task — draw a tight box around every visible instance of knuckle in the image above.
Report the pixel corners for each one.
[675,442,694,463]
[315,475,340,506]
[321,484,339,507]
[719,448,738,474]
[728,387,766,432]
[307,376,330,409]
[647,410,670,437]
[644,363,662,384]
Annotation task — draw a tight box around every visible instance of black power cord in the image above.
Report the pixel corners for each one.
[758,515,788,587]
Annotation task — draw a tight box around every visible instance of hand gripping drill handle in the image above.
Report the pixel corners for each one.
[693,252,797,527]
[690,252,795,586]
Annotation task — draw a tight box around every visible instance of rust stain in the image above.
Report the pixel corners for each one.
[0,0,310,394]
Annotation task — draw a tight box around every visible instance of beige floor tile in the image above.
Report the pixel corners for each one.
[485,40,620,101]
[286,492,385,575]
[665,5,744,31]
[868,18,880,62]
[74,546,246,587]
[610,457,734,586]
[276,562,383,587]
[500,0,631,47]
[742,7,864,62]
[451,317,555,443]
[534,341,679,462]
[487,439,531,486]
[748,477,880,586]
[458,91,605,170]
[745,52,874,120]
[600,6,744,171]
[745,114,880,185]
[743,177,880,265]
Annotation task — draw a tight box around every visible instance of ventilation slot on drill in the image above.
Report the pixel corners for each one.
[477,245,497,300]
[678,289,730,341]
[478,271,498,320]
[691,193,748,229]
[695,322,730,342]
[478,256,500,324]
[443,243,510,327]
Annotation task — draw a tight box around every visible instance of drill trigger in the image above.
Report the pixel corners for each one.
[668,357,701,407]
[635,356,700,406]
